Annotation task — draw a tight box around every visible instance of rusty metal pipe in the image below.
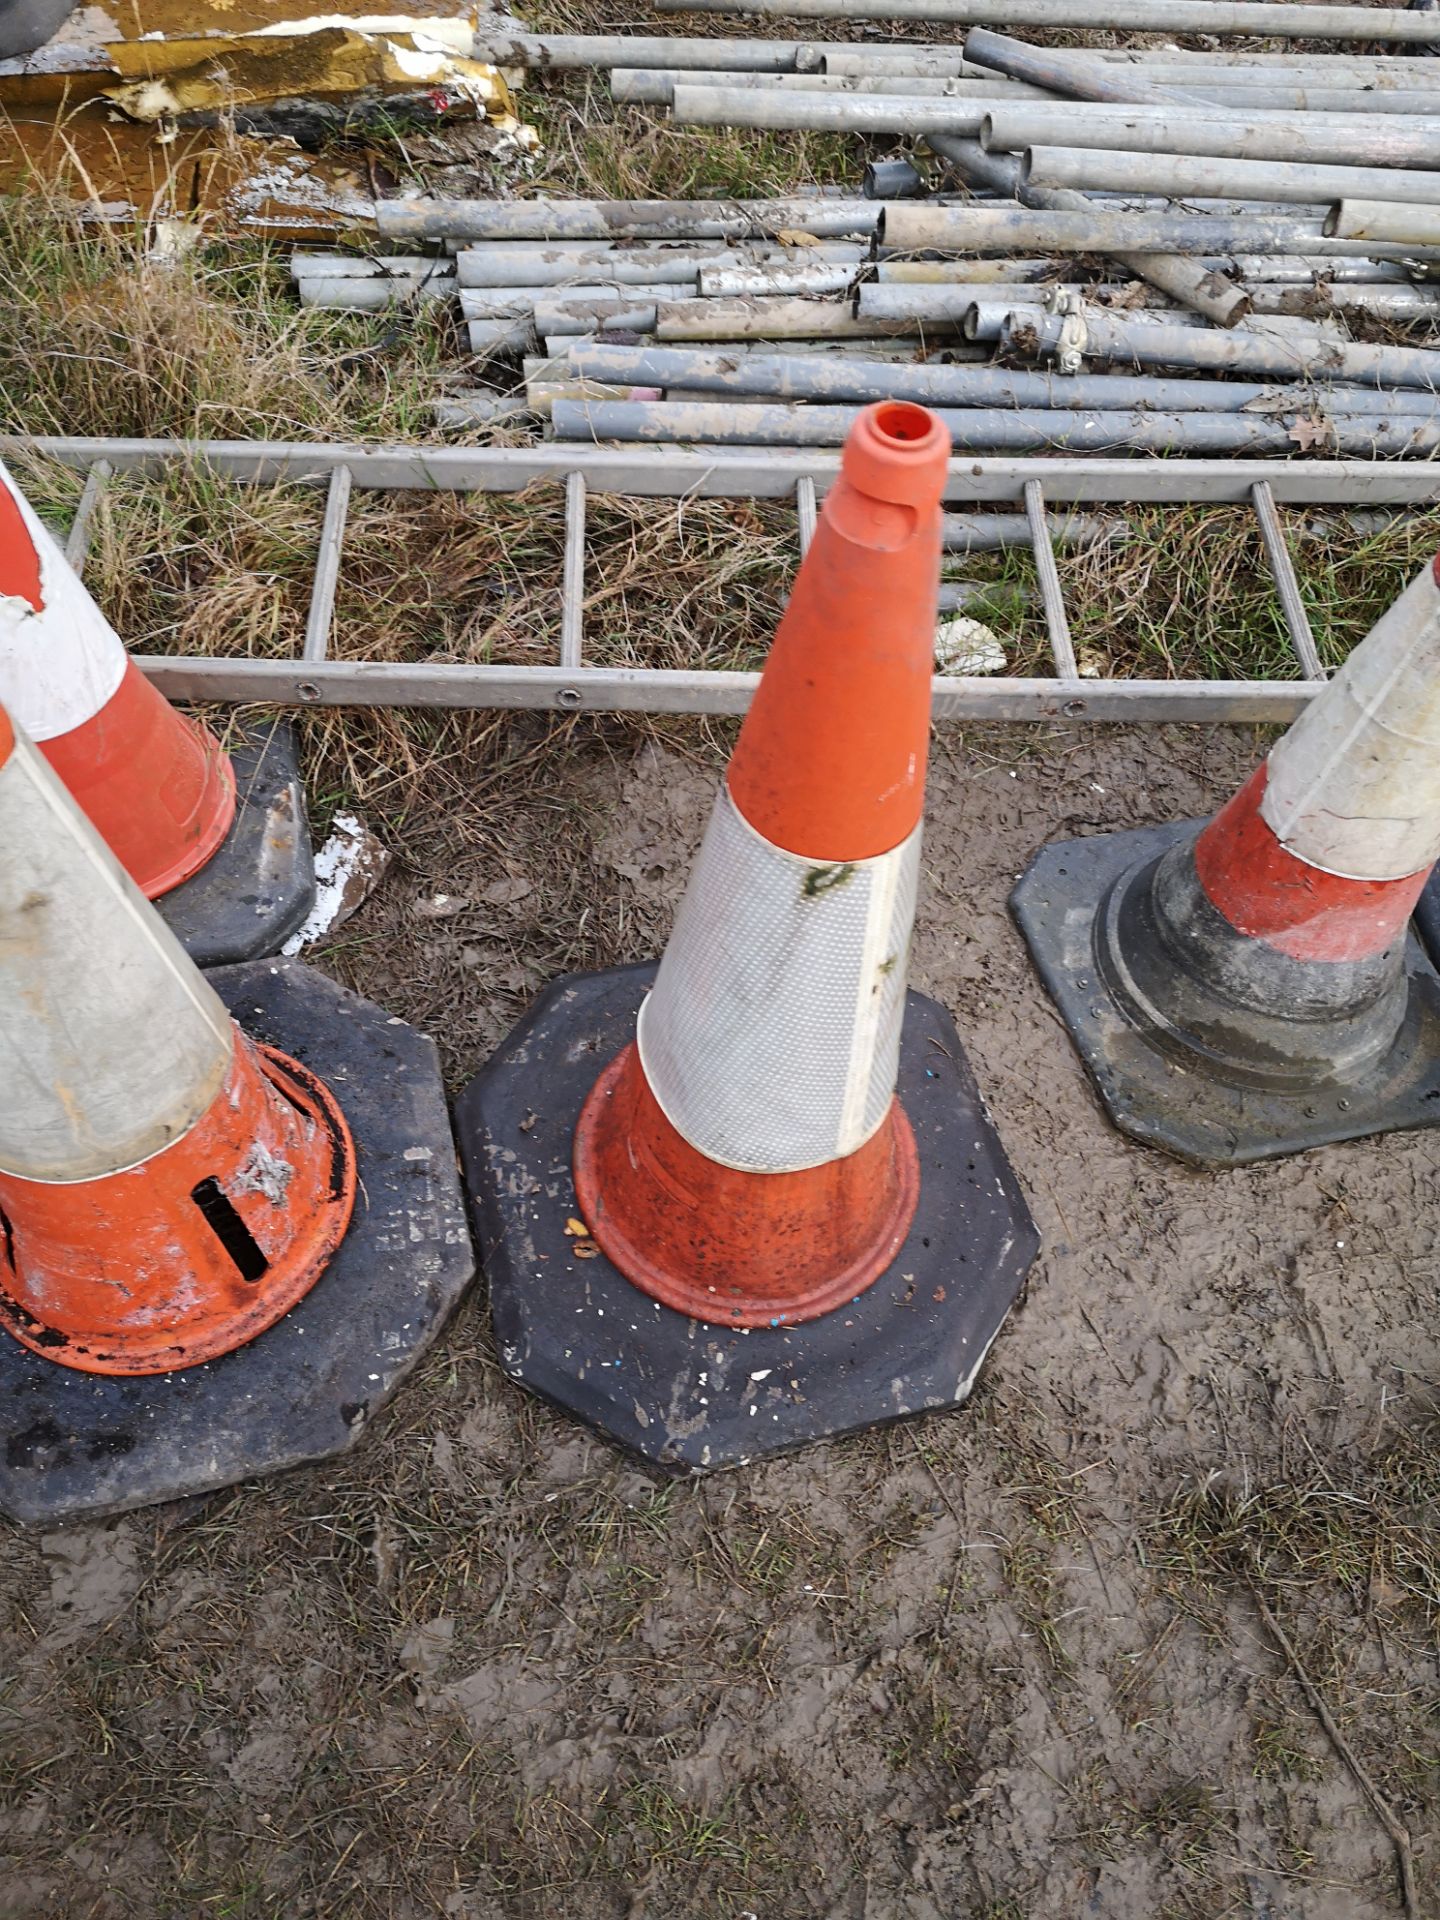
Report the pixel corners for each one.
[875,203,1430,261]
[551,397,1440,455]
[962,34,1440,112]
[823,47,1440,80]
[943,511,1122,549]
[864,157,929,198]
[876,258,1068,281]
[563,341,1423,415]
[995,301,1440,390]
[376,198,881,242]
[456,242,866,288]
[857,281,1171,321]
[1326,199,1440,247]
[611,66,1047,101]
[469,31,822,70]
[1023,146,1440,210]
[983,103,1440,171]
[926,133,1250,326]
[653,0,1440,44]
[699,260,862,297]
[654,298,934,340]
[671,83,996,132]
[963,27,1192,105]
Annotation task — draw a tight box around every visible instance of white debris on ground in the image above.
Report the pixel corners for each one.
[226,155,375,229]
[281,810,392,955]
[935,616,1008,677]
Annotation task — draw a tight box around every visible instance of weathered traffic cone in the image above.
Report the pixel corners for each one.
[1012,551,1440,1166]
[0,703,475,1525]
[0,456,314,963]
[457,403,1038,1471]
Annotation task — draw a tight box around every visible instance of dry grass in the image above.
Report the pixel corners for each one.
[0,184,468,444]
[583,496,795,671]
[950,503,1440,682]
[524,72,854,203]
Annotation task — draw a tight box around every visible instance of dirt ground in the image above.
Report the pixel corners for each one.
[0,717,1435,1919]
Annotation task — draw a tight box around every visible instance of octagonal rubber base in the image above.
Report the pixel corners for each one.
[1012,819,1440,1168]
[157,721,315,966]
[0,959,475,1525]
[455,964,1039,1473]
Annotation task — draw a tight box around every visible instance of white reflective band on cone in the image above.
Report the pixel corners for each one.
[0,462,126,742]
[1263,559,1440,881]
[637,783,919,1174]
[0,728,234,1183]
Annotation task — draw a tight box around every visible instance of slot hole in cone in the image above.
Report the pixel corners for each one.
[190,1178,269,1284]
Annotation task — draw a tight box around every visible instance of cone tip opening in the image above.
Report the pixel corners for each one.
[842,401,949,509]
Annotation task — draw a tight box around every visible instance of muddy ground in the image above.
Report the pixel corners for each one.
[1,719,1436,1920]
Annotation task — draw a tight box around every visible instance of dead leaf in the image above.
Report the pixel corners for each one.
[1101,282,1152,311]
[482,874,534,907]
[573,1241,601,1259]
[1288,412,1334,453]
[564,1217,591,1238]
[775,228,822,248]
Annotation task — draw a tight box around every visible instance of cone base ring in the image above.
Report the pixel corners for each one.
[455,964,1039,1474]
[0,960,476,1525]
[0,1040,357,1378]
[1012,818,1440,1169]
[573,1047,922,1328]
[156,720,316,967]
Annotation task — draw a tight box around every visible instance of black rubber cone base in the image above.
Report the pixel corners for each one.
[455,964,1038,1474]
[1414,868,1440,972]
[157,721,315,966]
[0,960,475,1526]
[1012,820,1440,1168]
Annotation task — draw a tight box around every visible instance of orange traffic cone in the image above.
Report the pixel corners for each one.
[0,702,354,1374]
[0,457,315,964]
[0,702,475,1524]
[0,457,235,897]
[1014,549,1440,1165]
[459,403,1038,1471]
[575,402,944,1328]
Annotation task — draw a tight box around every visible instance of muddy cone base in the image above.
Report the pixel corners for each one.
[1013,820,1440,1168]
[156,722,315,967]
[0,960,474,1526]
[456,965,1038,1474]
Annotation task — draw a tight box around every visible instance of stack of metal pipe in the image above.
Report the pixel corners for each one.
[289,20,1440,458]
[291,194,1183,357]
[641,27,1440,320]
[485,25,1440,453]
